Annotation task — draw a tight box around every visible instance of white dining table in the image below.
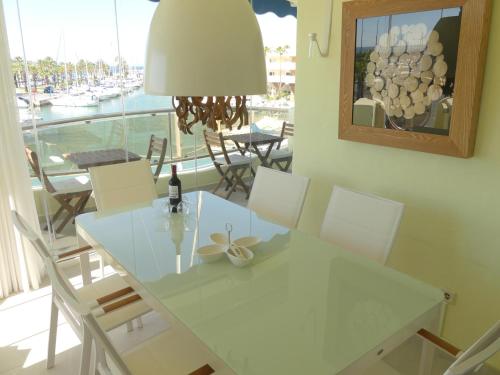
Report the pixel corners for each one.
[76,191,443,375]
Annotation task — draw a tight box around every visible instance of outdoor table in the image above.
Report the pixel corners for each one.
[64,148,141,170]
[224,132,283,167]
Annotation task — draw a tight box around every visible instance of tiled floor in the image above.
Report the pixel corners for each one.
[2,185,499,375]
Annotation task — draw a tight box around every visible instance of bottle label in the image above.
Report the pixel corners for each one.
[169,186,179,199]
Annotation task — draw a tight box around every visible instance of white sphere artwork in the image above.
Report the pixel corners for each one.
[365,25,448,120]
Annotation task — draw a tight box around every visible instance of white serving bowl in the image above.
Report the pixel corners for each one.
[226,245,254,268]
[197,244,225,263]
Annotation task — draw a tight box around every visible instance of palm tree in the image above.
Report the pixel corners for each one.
[38,57,57,87]
[114,56,129,79]
[275,45,290,98]
[28,61,40,91]
[12,56,24,89]
[11,56,24,90]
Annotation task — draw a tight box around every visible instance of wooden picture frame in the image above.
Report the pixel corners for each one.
[339,0,492,158]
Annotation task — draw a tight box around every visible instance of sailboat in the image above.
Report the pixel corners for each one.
[49,94,99,107]
[49,53,99,107]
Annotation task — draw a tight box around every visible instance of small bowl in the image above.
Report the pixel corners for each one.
[226,245,254,268]
[233,236,261,248]
[197,244,225,263]
[210,232,228,245]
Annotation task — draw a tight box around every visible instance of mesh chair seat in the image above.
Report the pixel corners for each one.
[51,175,92,195]
[214,154,253,167]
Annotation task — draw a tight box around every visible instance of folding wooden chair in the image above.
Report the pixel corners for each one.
[25,147,92,233]
[145,134,168,183]
[269,121,294,172]
[203,130,253,199]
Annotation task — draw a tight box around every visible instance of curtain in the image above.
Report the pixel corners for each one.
[0,1,44,299]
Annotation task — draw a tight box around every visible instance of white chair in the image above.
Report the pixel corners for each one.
[89,159,158,214]
[445,321,500,375]
[11,210,152,372]
[365,322,500,375]
[44,258,230,375]
[248,166,310,229]
[320,186,404,264]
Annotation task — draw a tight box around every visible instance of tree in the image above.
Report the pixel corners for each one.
[114,56,129,79]
[27,61,40,91]
[274,45,290,98]
[38,57,57,87]
[12,56,25,90]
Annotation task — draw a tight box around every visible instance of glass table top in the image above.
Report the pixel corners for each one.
[76,191,443,375]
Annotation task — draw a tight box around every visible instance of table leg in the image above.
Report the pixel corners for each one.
[418,304,442,375]
[80,252,92,285]
[251,145,269,167]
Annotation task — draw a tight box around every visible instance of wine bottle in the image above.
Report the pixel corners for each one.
[169,164,182,212]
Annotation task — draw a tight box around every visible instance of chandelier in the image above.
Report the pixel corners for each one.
[144,0,266,134]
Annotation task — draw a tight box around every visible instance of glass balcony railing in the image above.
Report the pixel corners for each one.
[23,107,293,187]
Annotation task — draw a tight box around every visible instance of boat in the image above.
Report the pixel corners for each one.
[49,94,99,107]
[16,97,29,108]
[18,109,42,123]
[91,86,121,100]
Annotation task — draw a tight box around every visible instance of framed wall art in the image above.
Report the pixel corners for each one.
[339,0,492,157]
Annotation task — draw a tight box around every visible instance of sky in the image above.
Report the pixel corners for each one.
[3,0,297,66]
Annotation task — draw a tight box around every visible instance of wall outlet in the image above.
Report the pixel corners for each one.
[442,289,456,304]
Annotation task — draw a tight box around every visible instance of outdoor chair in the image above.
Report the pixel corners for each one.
[269,121,294,172]
[25,147,92,234]
[203,130,253,200]
[145,134,168,183]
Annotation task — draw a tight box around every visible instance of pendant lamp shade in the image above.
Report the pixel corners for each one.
[144,0,267,97]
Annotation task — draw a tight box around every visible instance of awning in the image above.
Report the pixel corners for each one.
[252,0,297,18]
[148,0,297,18]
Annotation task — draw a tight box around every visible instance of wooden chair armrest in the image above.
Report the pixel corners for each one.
[55,245,94,261]
[188,364,215,375]
[101,294,142,314]
[96,287,134,306]
[417,329,462,357]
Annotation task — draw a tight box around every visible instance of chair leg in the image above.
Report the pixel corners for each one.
[79,324,92,375]
[234,167,251,199]
[95,342,110,375]
[47,295,59,369]
[45,205,65,231]
[136,317,144,329]
[126,320,134,332]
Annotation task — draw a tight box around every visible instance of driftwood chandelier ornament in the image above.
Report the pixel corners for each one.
[365,25,448,125]
[172,96,249,134]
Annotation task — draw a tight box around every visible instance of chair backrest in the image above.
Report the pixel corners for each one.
[203,130,231,164]
[444,321,500,375]
[280,122,294,138]
[44,258,132,375]
[248,166,310,229]
[89,159,158,214]
[320,186,404,264]
[24,147,56,193]
[277,122,294,150]
[145,135,168,182]
[11,210,51,259]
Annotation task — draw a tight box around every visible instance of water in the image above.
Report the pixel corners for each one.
[33,88,171,123]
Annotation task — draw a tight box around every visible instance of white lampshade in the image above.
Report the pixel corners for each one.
[144,0,267,97]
